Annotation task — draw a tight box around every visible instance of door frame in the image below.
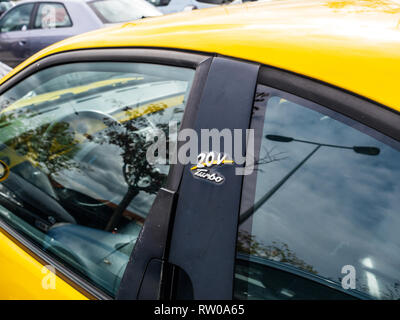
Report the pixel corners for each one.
[0,48,212,299]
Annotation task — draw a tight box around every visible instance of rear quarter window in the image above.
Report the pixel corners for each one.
[235,84,400,300]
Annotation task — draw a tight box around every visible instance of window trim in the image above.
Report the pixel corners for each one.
[32,1,74,30]
[0,48,208,94]
[0,48,211,300]
[257,66,400,142]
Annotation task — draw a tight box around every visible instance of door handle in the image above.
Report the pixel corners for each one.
[18,40,26,46]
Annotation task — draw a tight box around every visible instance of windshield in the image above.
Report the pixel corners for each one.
[88,0,162,24]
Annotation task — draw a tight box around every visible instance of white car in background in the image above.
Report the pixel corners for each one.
[146,0,249,14]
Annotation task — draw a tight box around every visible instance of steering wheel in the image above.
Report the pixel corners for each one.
[43,110,123,204]
[45,110,121,143]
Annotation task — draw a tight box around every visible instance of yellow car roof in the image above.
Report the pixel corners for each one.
[2,0,400,111]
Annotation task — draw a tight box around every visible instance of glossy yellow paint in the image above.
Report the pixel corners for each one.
[0,230,87,299]
[2,0,400,111]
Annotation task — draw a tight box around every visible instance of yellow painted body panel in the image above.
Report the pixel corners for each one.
[0,230,87,299]
[2,0,400,110]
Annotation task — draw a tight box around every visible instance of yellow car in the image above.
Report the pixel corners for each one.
[0,0,399,300]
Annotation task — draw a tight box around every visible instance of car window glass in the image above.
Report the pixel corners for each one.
[87,0,161,24]
[0,62,195,297]
[235,85,400,300]
[34,3,72,29]
[0,3,34,32]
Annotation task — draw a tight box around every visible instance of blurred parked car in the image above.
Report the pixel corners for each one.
[146,0,257,14]
[0,0,14,16]
[0,0,162,67]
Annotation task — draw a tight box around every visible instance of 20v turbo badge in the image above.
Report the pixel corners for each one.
[190,152,234,184]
